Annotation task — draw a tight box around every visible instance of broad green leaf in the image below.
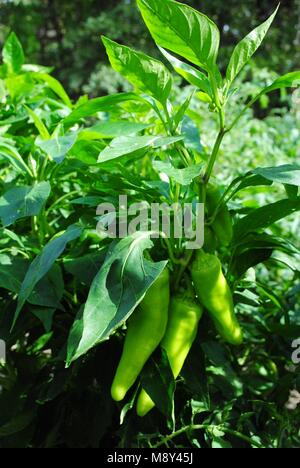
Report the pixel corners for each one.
[98,135,183,163]
[102,36,172,104]
[153,160,203,185]
[159,47,211,95]
[0,181,51,227]
[234,197,300,242]
[63,92,143,127]
[25,106,50,139]
[78,121,151,140]
[226,6,279,86]
[32,73,72,108]
[253,164,300,187]
[36,133,77,163]
[137,0,220,71]
[14,224,83,325]
[67,232,167,364]
[2,32,24,74]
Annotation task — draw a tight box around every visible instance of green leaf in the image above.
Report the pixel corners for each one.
[67,232,167,364]
[0,256,64,309]
[253,164,300,187]
[152,160,203,185]
[226,5,279,86]
[98,135,183,163]
[140,347,175,424]
[261,71,300,93]
[14,224,83,326]
[0,181,51,227]
[31,308,56,333]
[32,72,72,108]
[25,106,50,140]
[102,36,172,104]
[2,32,25,74]
[159,47,211,95]
[63,93,144,127]
[0,137,33,176]
[137,0,220,71]
[36,133,77,163]
[234,197,300,242]
[78,121,151,140]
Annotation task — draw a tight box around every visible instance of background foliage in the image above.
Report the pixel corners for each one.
[1,0,300,96]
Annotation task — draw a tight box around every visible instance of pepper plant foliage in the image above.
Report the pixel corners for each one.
[0,0,299,448]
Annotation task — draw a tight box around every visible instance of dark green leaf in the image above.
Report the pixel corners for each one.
[67,232,167,364]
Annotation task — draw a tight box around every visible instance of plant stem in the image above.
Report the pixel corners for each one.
[153,424,265,449]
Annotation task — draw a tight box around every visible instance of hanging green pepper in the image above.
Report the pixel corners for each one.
[191,250,243,345]
[111,268,170,402]
[136,292,203,417]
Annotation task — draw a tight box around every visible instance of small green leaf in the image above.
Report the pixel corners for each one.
[36,133,77,163]
[32,73,72,108]
[25,106,50,140]
[137,0,220,71]
[153,160,203,185]
[78,121,151,140]
[102,36,172,104]
[2,32,25,74]
[226,5,279,86]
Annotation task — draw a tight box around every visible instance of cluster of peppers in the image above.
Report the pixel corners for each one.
[111,185,243,416]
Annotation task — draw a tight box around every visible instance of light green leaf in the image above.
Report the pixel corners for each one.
[67,232,168,364]
[14,224,83,325]
[32,73,72,108]
[0,181,51,227]
[36,133,77,163]
[102,36,172,104]
[137,0,220,71]
[0,137,33,175]
[98,135,183,163]
[226,5,279,86]
[25,105,50,139]
[153,160,203,185]
[2,32,24,74]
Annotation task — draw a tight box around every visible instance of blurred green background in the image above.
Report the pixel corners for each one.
[1,0,299,97]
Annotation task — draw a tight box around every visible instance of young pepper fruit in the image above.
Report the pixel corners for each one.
[206,184,233,247]
[111,267,170,402]
[191,250,243,345]
[136,292,203,417]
